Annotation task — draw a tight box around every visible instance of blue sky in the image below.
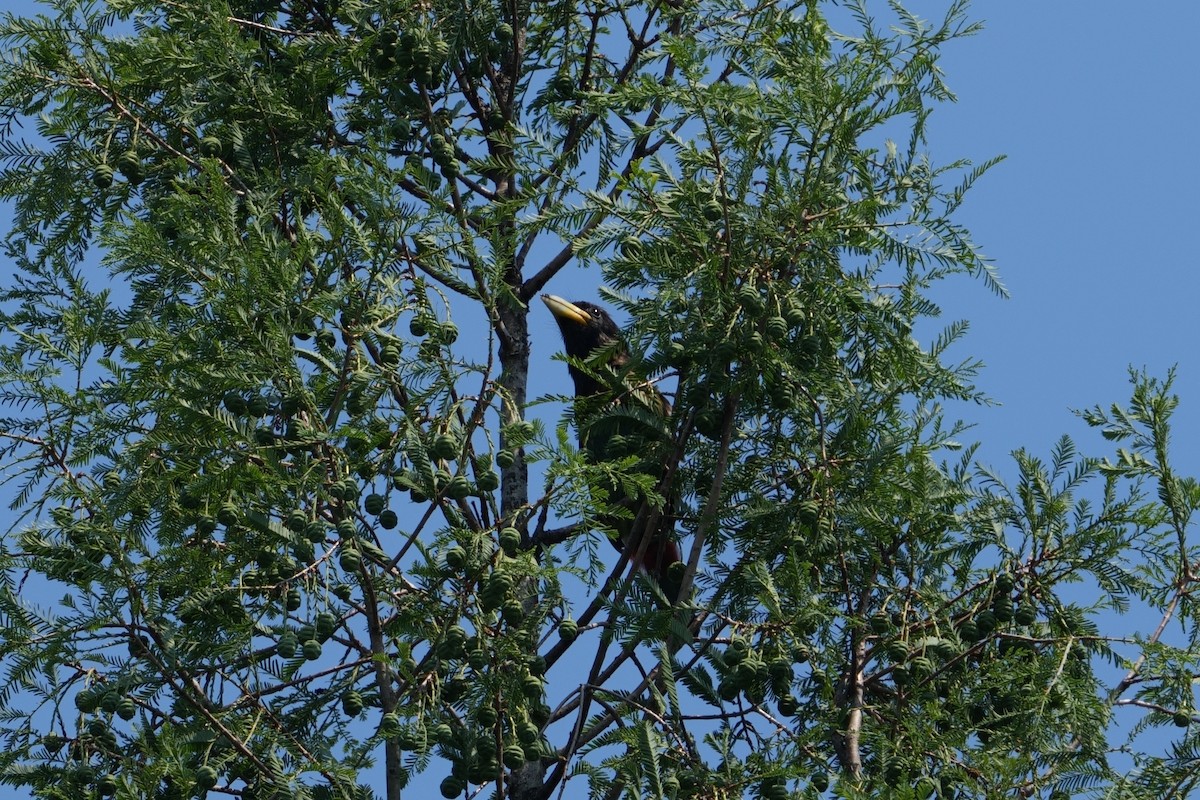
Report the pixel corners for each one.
[2,1,1198,797]
[912,3,1200,471]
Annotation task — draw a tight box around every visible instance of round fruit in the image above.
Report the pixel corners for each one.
[737,284,764,314]
[277,630,297,658]
[760,780,788,800]
[444,546,467,571]
[395,725,420,751]
[445,475,472,500]
[199,135,223,157]
[474,703,497,727]
[304,521,327,543]
[558,618,578,642]
[432,433,459,460]
[443,676,469,702]
[499,527,521,556]
[302,639,322,660]
[116,697,136,721]
[379,711,402,736]
[765,315,788,339]
[1174,711,1192,727]
[246,395,269,417]
[91,164,114,189]
[724,639,748,665]
[476,469,499,492]
[438,637,465,661]
[503,744,526,769]
[811,771,830,792]
[486,570,513,594]
[440,775,465,798]
[378,508,399,529]
[116,150,143,181]
[495,449,515,468]
[217,501,239,527]
[501,598,525,625]
[316,611,337,640]
[517,721,540,745]
[195,765,219,790]
[467,649,488,670]
[98,773,119,796]
[364,493,387,515]
[522,674,543,699]
[1014,603,1037,626]
[339,548,362,572]
[222,391,247,414]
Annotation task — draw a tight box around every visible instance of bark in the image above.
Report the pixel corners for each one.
[496,295,547,800]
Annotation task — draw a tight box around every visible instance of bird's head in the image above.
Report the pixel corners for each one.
[541,294,626,396]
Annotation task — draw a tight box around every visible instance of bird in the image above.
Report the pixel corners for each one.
[541,294,684,603]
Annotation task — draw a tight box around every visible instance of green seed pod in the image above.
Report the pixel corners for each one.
[364,493,387,515]
[445,475,472,500]
[499,527,521,556]
[501,598,524,625]
[195,765,219,790]
[217,501,240,527]
[285,509,307,532]
[503,744,526,769]
[431,433,459,460]
[199,135,223,157]
[315,611,337,640]
[440,775,465,798]
[474,703,497,727]
[444,545,468,572]
[339,548,362,572]
[477,469,499,492]
[222,391,247,415]
[91,164,114,189]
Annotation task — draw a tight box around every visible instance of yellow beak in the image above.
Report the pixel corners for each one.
[541,294,591,326]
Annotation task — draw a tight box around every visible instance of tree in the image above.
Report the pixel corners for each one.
[1,1,1198,799]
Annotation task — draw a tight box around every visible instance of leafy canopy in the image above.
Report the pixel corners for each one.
[1,1,1198,800]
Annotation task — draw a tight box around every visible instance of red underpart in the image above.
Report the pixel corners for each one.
[635,537,682,579]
